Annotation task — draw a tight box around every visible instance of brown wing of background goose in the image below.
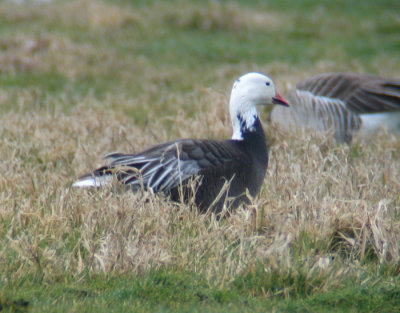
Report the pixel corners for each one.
[296,72,400,114]
[271,72,400,143]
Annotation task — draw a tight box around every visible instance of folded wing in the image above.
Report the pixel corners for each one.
[296,72,400,114]
[73,139,243,194]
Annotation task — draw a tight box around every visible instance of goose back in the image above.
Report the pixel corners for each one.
[271,72,400,142]
[296,72,400,114]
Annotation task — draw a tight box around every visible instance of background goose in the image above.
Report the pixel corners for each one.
[73,72,289,213]
[271,72,400,142]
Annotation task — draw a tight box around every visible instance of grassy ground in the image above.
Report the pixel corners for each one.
[1,0,400,312]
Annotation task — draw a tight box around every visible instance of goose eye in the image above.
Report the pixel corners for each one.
[265,82,270,86]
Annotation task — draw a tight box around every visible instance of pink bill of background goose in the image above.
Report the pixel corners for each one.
[73,72,289,213]
[271,72,400,143]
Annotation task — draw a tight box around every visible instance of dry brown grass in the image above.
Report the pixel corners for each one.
[1,2,399,302]
[1,86,399,286]
[157,1,287,32]
[0,0,286,33]
[0,34,96,78]
[0,0,139,29]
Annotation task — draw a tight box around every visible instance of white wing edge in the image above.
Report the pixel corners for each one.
[72,175,112,188]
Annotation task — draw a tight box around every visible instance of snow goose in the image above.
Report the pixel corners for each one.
[271,72,400,142]
[73,72,289,212]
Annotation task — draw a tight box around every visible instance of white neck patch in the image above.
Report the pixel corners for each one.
[230,97,258,140]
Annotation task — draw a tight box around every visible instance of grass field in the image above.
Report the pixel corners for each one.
[1,0,400,312]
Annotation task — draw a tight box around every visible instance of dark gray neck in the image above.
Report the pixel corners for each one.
[234,116,268,168]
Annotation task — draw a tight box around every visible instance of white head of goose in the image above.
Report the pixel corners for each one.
[271,72,400,143]
[73,72,289,213]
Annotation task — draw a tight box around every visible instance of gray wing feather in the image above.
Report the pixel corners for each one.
[271,72,400,142]
[105,141,200,192]
[296,72,400,114]
[101,139,238,193]
[272,89,360,142]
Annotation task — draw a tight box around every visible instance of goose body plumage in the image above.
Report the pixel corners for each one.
[73,73,289,212]
[271,72,400,142]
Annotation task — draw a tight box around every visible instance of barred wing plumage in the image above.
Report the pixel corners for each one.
[271,72,400,142]
[285,89,361,142]
[78,139,244,194]
[296,72,400,114]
